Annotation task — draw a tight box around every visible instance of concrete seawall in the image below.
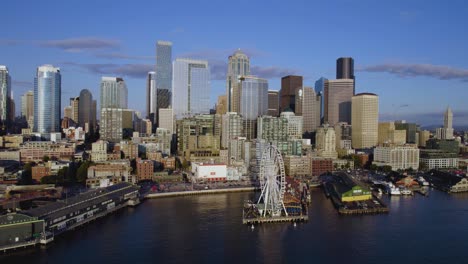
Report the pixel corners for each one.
[144,187,258,199]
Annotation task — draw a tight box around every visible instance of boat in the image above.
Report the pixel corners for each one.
[386,182,401,196]
[400,188,412,195]
[417,176,430,186]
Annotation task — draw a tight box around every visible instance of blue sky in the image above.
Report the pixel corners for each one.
[2,0,468,126]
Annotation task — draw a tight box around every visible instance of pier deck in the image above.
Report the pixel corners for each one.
[243,215,308,225]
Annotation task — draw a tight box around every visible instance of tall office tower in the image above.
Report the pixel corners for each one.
[280,111,303,140]
[0,66,11,125]
[221,112,243,148]
[146,71,157,124]
[100,108,133,143]
[267,90,279,117]
[21,90,34,127]
[436,107,454,140]
[378,122,406,145]
[216,95,227,115]
[156,41,173,125]
[78,89,96,133]
[9,96,15,122]
[351,93,379,149]
[159,108,174,134]
[295,87,320,133]
[226,49,250,113]
[100,77,127,110]
[315,124,338,159]
[334,122,352,150]
[324,79,354,126]
[64,106,72,119]
[92,100,97,131]
[70,97,79,122]
[315,77,327,120]
[172,59,210,119]
[279,75,303,113]
[336,57,355,93]
[418,130,430,147]
[239,76,268,140]
[34,65,61,133]
[395,121,418,144]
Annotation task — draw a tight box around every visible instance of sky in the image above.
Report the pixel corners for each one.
[1,0,468,127]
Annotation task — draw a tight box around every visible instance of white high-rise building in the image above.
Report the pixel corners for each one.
[100,77,127,110]
[315,125,338,159]
[221,112,243,148]
[159,108,174,134]
[373,144,420,171]
[34,64,61,133]
[172,59,210,119]
[280,111,303,140]
[351,93,379,149]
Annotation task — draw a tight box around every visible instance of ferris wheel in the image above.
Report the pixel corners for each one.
[257,145,287,217]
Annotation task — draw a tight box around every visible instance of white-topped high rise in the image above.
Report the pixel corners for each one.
[100,77,127,110]
[172,58,210,119]
[436,107,454,139]
[34,64,61,133]
[0,66,11,124]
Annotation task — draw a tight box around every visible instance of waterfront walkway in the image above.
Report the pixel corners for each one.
[144,187,257,199]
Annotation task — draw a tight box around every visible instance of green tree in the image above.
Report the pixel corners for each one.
[370,164,378,171]
[352,155,362,168]
[19,162,34,185]
[42,155,50,162]
[76,161,92,183]
[382,165,393,173]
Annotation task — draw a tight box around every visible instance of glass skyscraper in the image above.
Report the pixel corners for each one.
[226,49,250,113]
[156,41,172,125]
[0,66,11,124]
[146,71,157,124]
[34,64,61,133]
[172,59,210,119]
[78,89,96,133]
[239,76,268,140]
[100,77,127,110]
[314,77,327,120]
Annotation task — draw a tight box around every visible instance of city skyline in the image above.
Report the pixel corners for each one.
[1,0,467,126]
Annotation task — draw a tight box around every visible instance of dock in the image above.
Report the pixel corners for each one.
[243,215,308,225]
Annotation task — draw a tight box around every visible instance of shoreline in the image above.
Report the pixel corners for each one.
[143,187,258,199]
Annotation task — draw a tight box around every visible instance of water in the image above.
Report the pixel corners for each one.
[2,189,468,264]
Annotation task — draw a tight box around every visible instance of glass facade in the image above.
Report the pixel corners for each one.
[226,50,250,112]
[239,76,268,140]
[172,59,210,119]
[100,77,127,110]
[0,66,11,123]
[146,72,157,124]
[34,65,61,133]
[78,89,95,132]
[314,77,327,119]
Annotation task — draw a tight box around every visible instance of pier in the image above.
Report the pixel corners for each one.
[144,187,257,199]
